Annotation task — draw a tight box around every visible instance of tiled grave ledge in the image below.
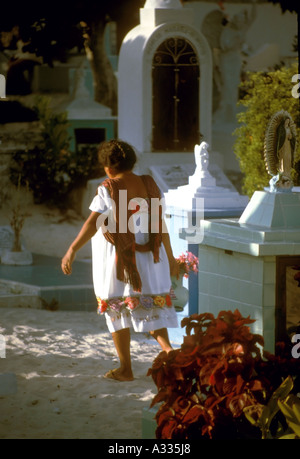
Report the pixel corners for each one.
[0,253,96,311]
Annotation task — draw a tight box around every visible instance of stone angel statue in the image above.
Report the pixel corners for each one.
[201,1,257,120]
[264,110,297,192]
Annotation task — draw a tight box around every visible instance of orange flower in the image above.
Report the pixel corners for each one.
[165,294,172,307]
[97,298,108,313]
[154,296,166,307]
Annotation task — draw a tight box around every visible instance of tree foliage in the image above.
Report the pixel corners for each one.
[234,61,300,197]
[10,96,102,207]
[0,1,143,111]
[267,0,300,13]
[0,0,142,61]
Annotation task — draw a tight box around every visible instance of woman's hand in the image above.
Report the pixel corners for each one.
[60,211,99,275]
[61,248,76,275]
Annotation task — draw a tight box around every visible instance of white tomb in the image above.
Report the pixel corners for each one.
[118,0,213,172]
[165,142,248,217]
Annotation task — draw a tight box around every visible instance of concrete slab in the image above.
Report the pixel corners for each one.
[0,253,96,312]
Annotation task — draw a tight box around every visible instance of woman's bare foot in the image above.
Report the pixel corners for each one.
[104,369,134,381]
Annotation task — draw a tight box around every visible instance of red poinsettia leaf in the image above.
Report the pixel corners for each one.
[182,404,206,424]
[151,351,168,370]
[160,419,178,439]
[205,394,226,411]
[157,407,175,425]
[228,393,252,418]
[201,423,214,439]
[150,389,168,407]
[171,366,185,381]
[182,334,198,349]
[209,373,216,386]
[222,377,237,395]
[215,320,229,333]
[172,396,191,417]
[181,317,191,333]
[198,312,215,323]
[248,379,263,391]
[155,370,170,389]
[235,374,245,394]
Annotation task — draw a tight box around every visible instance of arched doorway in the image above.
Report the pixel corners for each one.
[152,37,200,152]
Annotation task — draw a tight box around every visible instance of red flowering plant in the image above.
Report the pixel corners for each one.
[175,251,199,278]
[147,309,300,440]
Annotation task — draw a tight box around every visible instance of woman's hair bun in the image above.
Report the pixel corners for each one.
[97,139,137,172]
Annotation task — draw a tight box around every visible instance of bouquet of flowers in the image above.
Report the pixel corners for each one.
[175,251,199,278]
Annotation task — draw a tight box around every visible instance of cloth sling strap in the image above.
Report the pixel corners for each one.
[100,174,163,292]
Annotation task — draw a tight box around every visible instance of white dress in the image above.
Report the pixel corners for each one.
[89,184,178,333]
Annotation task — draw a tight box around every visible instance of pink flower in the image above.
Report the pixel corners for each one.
[107,299,124,312]
[124,296,140,310]
[175,251,199,278]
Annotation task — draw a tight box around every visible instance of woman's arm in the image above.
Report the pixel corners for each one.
[61,211,100,275]
[161,219,179,278]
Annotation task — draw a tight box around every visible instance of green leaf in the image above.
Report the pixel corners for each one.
[279,433,298,439]
[250,376,294,438]
[278,394,300,437]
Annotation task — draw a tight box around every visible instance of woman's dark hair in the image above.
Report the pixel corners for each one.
[97,139,137,172]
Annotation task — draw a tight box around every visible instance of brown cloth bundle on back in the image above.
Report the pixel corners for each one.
[101,175,163,292]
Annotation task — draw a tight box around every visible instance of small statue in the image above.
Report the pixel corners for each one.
[194,141,209,173]
[189,141,216,188]
[264,110,297,192]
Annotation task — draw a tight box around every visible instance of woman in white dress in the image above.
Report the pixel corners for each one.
[61,140,179,381]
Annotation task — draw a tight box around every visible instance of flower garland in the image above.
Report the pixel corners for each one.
[96,293,173,314]
[176,251,199,278]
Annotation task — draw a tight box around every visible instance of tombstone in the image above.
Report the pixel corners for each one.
[61,65,117,152]
[165,141,248,219]
[162,141,248,315]
[183,112,300,353]
[118,0,213,172]
[0,226,14,257]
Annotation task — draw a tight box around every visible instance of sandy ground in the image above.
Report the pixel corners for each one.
[0,203,164,439]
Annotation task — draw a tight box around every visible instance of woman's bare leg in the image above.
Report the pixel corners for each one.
[105,328,134,381]
[149,327,173,353]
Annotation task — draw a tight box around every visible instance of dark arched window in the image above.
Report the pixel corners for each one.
[152,37,200,152]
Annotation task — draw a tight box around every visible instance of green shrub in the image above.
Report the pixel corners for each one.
[10,96,103,208]
[234,61,300,197]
